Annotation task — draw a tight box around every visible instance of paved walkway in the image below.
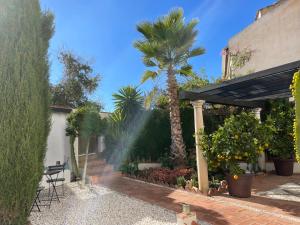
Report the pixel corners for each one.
[91,173,300,225]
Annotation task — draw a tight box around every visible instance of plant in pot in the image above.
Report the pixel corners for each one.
[265,100,295,176]
[201,112,271,198]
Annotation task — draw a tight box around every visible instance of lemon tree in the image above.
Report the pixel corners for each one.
[201,112,272,175]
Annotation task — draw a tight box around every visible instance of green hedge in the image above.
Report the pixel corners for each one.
[0,1,53,224]
[114,106,227,163]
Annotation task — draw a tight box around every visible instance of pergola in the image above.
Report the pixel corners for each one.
[180,60,300,194]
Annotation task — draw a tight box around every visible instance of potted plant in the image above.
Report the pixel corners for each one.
[266,100,295,176]
[201,112,271,198]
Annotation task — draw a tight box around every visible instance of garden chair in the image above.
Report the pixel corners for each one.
[46,162,66,197]
[30,186,44,213]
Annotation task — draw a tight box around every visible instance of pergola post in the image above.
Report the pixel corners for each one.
[191,100,209,195]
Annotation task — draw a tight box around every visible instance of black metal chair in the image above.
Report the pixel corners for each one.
[46,163,66,197]
[30,186,44,213]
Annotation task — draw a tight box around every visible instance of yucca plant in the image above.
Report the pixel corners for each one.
[112,86,144,127]
[134,8,205,165]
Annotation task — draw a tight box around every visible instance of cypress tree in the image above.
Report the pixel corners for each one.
[0,0,54,224]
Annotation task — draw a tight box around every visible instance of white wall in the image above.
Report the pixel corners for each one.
[43,111,71,185]
[45,112,71,166]
[223,0,300,78]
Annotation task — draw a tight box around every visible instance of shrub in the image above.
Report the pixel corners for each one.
[108,106,229,164]
[201,112,272,176]
[191,174,198,187]
[176,176,187,188]
[0,1,53,224]
[265,100,294,159]
[134,167,194,186]
[291,71,300,162]
[120,162,138,176]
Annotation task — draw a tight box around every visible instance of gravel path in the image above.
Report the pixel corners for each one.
[30,183,177,225]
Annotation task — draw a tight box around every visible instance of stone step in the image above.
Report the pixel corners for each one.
[90,172,122,185]
[87,164,114,173]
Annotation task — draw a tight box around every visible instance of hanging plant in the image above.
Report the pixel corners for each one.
[291,70,300,162]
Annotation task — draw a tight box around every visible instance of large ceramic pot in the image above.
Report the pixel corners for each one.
[226,173,253,198]
[273,158,294,176]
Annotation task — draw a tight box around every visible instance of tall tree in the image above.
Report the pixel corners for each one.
[134,8,205,164]
[0,0,53,224]
[51,51,100,108]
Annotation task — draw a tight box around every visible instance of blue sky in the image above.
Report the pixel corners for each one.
[40,0,274,112]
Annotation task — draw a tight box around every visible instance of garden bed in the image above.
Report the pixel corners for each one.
[121,167,228,196]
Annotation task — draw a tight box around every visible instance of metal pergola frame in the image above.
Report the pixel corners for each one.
[180,60,300,195]
[180,60,300,108]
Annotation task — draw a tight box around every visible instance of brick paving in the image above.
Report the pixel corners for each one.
[91,173,300,225]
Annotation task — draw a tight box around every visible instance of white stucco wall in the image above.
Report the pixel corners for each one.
[223,0,300,78]
[42,110,71,185]
[45,111,71,166]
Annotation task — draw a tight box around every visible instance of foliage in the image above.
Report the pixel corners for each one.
[66,105,104,139]
[291,71,300,162]
[134,167,194,186]
[134,8,204,79]
[191,174,198,187]
[209,177,220,189]
[102,86,144,167]
[126,109,171,162]
[159,152,174,169]
[134,8,205,164]
[66,105,105,180]
[120,162,138,176]
[105,105,228,165]
[51,51,100,108]
[180,70,209,91]
[201,112,272,176]
[227,48,253,78]
[112,86,144,127]
[0,1,53,224]
[176,176,187,188]
[265,100,294,159]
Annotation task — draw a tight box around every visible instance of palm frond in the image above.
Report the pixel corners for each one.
[144,86,159,109]
[141,70,158,83]
[189,47,205,57]
[137,22,153,40]
[143,57,157,67]
[178,65,193,76]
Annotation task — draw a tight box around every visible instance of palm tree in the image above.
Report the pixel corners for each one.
[134,8,205,164]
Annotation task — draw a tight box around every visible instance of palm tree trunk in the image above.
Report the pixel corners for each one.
[167,66,186,165]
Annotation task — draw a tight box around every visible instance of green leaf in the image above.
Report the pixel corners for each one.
[189,47,205,57]
[143,57,157,67]
[178,65,193,76]
[141,70,158,83]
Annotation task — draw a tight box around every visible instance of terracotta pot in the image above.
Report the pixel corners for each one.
[226,173,253,198]
[273,158,294,176]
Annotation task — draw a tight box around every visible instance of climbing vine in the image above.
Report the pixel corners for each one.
[291,70,300,162]
[228,48,253,79]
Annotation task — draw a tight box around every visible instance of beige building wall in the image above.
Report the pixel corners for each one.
[223,0,300,79]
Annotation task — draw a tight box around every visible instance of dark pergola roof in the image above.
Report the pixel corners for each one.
[180,60,300,108]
